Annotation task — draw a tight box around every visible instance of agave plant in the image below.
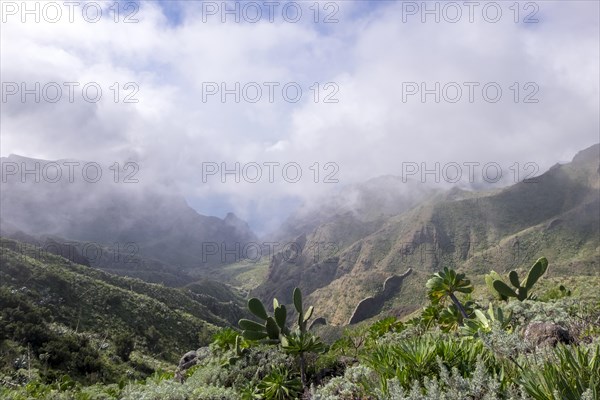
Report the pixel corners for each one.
[367,335,491,392]
[256,367,302,400]
[426,267,474,319]
[393,338,439,384]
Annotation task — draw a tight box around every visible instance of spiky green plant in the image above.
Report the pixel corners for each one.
[212,327,240,351]
[559,285,572,297]
[420,305,440,330]
[489,257,548,301]
[520,344,599,400]
[364,335,496,394]
[292,287,314,334]
[256,367,302,400]
[282,330,326,387]
[225,335,249,366]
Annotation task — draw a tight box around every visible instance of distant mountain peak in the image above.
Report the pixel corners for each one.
[572,143,600,165]
[225,212,239,221]
[255,143,600,325]
[1,155,258,269]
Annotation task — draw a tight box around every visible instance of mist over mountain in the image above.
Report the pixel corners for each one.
[271,175,442,242]
[2,145,598,300]
[0,154,258,273]
[1,143,598,397]
[254,143,600,325]
[1,0,598,396]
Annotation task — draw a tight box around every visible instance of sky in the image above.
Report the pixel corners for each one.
[1,0,599,233]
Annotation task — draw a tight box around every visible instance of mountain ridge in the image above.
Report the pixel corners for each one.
[0,237,249,383]
[254,143,600,325]
[0,154,258,274]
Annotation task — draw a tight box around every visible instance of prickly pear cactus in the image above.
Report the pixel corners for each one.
[487,257,548,301]
[239,287,314,343]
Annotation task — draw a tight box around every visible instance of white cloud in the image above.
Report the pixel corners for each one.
[1,0,598,232]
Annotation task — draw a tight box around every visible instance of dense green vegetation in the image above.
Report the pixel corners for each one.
[0,237,248,389]
[2,245,598,399]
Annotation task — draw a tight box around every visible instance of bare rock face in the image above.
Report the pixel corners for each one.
[524,322,573,347]
[348,296,380,325]
[347,268,413,325]
[309,317,327,330]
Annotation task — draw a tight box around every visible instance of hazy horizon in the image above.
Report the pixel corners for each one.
[2,0,599,233]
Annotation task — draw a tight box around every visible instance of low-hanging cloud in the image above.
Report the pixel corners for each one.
[1,0,598,234]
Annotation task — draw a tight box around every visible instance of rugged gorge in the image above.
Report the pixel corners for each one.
[254,144,600,325]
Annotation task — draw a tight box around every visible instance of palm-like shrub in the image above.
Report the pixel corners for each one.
[283,288,326,387]
[438,300,477,332]
[426,267,474,319]
[212,327,240,352]
[281,330,327,387]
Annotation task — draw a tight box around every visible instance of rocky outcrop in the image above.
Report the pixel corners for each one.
[174,347,211,383]
[546,218,563,231]
[309,317,327,330]
[348,268,412,325]
[174,351,197,383]
[524,322,573,347]
[382,274,405,297]
[348,296,379,325]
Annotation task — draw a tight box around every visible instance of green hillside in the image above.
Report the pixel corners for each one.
[255,144,600,325]
[3,264,597,400]
[0,238,248,386]
[0,145,598,398]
